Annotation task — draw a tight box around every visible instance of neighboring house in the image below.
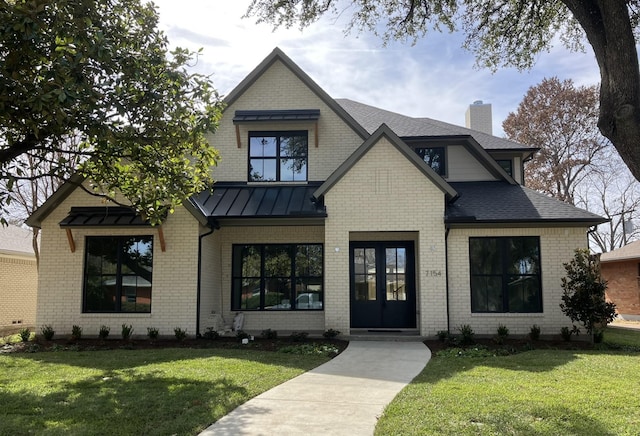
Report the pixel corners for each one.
[0,225,37,335]
[27,48,606,338]
[601,240,640,321]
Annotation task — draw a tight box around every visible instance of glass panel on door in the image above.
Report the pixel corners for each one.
[386,247,407,301]
[353,248,376,301]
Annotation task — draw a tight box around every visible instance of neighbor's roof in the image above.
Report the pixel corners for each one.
[337,99,536,152]
[600,240,640,263]
[446,182,607,225]
[0,224,35,257]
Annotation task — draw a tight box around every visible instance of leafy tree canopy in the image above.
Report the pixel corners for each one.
[0,0,224,225]
[246,0,640,183]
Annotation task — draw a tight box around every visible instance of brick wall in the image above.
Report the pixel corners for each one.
[601,260,640,318]
[447,227,589,336]
[207,60,364,182]
[36,186,201,338]
[0,254,38,333]
[324,136,447,336]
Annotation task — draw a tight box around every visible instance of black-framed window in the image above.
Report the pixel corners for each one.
[469,237,542,313]
[496,159,513,176]
[232,244,323,310]
[248,131,308,181]
[83,236,153,313]
[414,147,446,176]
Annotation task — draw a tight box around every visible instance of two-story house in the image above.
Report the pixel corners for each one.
[27,48,605,338]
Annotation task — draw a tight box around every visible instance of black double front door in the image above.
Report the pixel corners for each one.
[350,241,416,329]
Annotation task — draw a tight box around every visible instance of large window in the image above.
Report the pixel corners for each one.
[232,244,323,310]
[414,147,446,176]
[469,237,541,313]
[83,236,153,313]
[249,131,308,181]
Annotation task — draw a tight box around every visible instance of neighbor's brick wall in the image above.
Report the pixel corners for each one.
[324,136,448,336]
[36,186,201,338]
[209,225,326,334]
[447,227,588,336]
[601,260,640,316]
[0,254,38,332]
[208,59,364,182]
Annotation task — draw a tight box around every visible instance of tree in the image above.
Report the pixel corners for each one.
[0,0,223,226]
[245,1,640,183]
[560,249,616,342]
[503,77,609,204]
[575,151,640,252]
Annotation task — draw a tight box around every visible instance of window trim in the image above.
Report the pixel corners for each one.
[82,235,153,314]
[247,131,309,182]
[469,236,542,314]
[231,243,324,311]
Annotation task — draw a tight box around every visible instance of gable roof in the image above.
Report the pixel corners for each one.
[314,124,458,199]
[0,224,34,257]
[337,98,535,152]
[446,182,607,226]
[337,99,519,184]
[600,240,640,263]
[224,48,369,140]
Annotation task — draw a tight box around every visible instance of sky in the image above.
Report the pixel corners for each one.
[151,0,602,137]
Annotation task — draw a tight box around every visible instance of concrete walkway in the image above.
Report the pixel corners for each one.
[199,341,431,436]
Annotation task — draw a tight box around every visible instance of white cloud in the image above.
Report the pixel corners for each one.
[152,0,602,136]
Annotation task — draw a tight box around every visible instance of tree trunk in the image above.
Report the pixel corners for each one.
[562,0,640,182]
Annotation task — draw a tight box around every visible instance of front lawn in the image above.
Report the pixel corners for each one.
[376,327,640,435]
[0,348,330,435]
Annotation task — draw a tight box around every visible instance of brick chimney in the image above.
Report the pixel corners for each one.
[465,100,492,135]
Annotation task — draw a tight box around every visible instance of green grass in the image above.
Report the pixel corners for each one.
[376,327,640,436]
[0,348,329,435]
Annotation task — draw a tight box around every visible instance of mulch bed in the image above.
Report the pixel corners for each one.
[424,336,596,355]
[1,336,349,354]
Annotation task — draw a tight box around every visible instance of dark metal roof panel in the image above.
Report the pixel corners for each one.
[233,109,320,123]
[59,207,150,227]
[192,183,326,219]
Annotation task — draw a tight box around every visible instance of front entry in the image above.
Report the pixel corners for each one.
[350,242,416,329]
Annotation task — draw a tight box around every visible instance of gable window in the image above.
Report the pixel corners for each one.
[496,159,513,176]
[414,147,446,176]
[83,236,153,313]
[469,237,541,313]
[249,131,308,181]
[232,244,323,310]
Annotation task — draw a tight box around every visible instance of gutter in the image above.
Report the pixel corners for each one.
[444,224,451,333]
[196,219,218,338]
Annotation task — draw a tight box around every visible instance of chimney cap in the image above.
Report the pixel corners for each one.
[473,100,484,105]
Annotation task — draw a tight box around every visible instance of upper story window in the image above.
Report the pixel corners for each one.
[496,159,513,176]
[248,131,308,182]
[414,146,446,176]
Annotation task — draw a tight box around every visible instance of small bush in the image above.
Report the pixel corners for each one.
[290,331,308,342]
[261,328,278,339]
[40,325,55,341]
[457,324,475,345]
[593,329,604,343]
[19,328,31,342]
[494,324,509,345]
[203,327,219,340]
[121,324,133,340]
[561,325,580,342]
[236,330,251,340]
[71,325,83,341]
[322,328,341,339]
[147,327,159,340]
[98,325,110,340]
[174,327,187,341]
[529,324,541,341]
[436,330,450,342]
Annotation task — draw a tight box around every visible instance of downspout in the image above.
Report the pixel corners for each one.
[196,219,217,338]
[445,226,451,333]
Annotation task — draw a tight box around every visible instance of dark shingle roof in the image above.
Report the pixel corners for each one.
[336,98,534,151]
[446,182,607,224]
[233,109,320,123]
[191,183,326,219]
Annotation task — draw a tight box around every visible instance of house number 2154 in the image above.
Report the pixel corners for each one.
[426,270,442,277]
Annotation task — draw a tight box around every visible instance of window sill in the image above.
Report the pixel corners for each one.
[471,312,544,317]
[81,313,152,317]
